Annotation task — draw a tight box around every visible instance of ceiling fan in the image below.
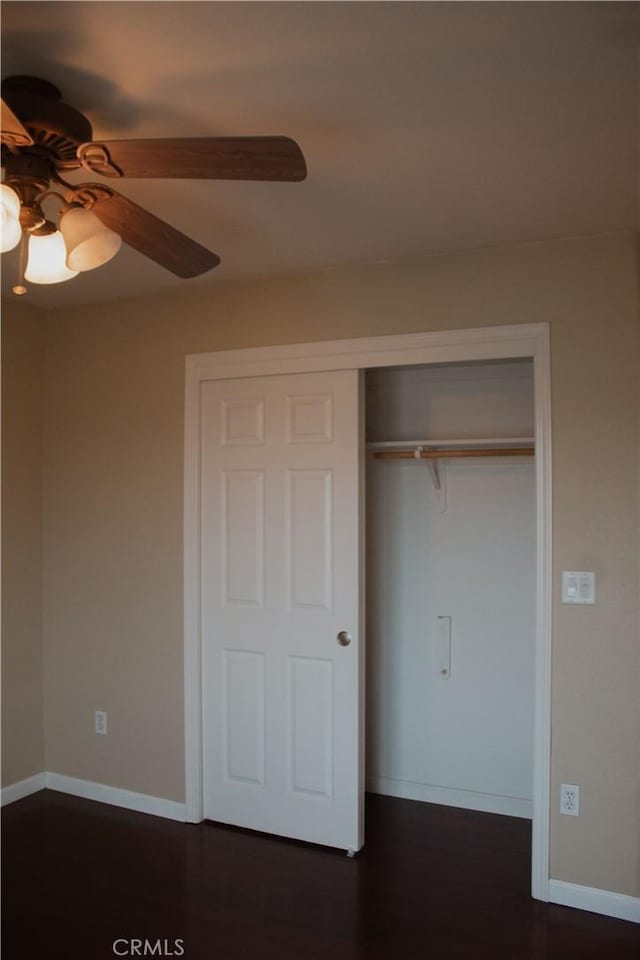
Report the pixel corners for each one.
[0,75,307,292]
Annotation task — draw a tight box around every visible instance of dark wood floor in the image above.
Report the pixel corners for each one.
[3,791,638,960]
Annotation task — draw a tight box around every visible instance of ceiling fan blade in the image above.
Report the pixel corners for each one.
[77,136,307,181]
[90,188,220,278]
[1,97,33,146]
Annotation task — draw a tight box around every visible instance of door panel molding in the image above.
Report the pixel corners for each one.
[184,322,551,899]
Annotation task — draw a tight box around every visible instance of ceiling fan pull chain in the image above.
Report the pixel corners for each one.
[76,142,124,178]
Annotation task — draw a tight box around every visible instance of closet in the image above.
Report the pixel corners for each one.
[365,359,535,819]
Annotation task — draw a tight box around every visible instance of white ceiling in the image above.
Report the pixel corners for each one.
[2,1,639,308]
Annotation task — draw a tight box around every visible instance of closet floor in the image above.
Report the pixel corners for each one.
[3,790,638,959]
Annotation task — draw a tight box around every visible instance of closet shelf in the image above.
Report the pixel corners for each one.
[366,438,535,489]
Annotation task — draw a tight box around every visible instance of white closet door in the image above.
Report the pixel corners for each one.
[201,370,362,851]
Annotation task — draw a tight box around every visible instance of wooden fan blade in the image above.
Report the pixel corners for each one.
[90,189,220,278]
[1,97,33,146]
[79,136,307,181]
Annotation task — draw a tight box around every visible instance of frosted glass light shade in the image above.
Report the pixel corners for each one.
[1,183,22,253]
[60,206,121,272]
[25,230,79,284]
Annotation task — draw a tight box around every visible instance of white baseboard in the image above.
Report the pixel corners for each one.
[367,775,533,819]
[3,771,185,822]
[1,772,47,807]
[4,773,638,924]
[549,879,640,924]
[44,772,186,822]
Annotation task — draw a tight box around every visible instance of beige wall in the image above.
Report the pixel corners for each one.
[2,299,45,786]
[36,231,639,897]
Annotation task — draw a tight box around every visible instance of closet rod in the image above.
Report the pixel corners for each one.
[373,447,534,460]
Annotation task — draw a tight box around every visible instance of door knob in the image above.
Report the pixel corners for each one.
[337,630,352,647]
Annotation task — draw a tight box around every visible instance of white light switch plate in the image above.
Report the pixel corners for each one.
[561,571,595,604]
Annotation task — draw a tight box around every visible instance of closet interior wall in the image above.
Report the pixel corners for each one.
[365,359,536,819]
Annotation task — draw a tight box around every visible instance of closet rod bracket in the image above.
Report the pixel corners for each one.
[414,445,441,489]
[427,460,441,490]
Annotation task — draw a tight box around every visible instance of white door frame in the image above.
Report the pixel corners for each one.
[184,321,552,901]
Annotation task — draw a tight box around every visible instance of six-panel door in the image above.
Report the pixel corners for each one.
[201,370,362,850]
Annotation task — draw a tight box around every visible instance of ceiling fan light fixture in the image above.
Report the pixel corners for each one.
[1,183,22,252]
[60,204,122,272]
[1,75,307,289]
[25,226,79,285]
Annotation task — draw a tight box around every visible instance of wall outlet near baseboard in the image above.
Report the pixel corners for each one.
[560,783,579,816]
[94,710,107,735]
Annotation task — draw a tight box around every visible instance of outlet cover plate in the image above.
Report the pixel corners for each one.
[94,710,107,735]
[560,783,580,816]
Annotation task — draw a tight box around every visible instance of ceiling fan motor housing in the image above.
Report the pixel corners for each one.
[1,75,92,167]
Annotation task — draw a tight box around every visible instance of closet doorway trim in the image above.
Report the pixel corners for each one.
[183,322,551,902]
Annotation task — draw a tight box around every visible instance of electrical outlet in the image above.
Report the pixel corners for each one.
[560,783,580,816]
[94,710,107,736]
